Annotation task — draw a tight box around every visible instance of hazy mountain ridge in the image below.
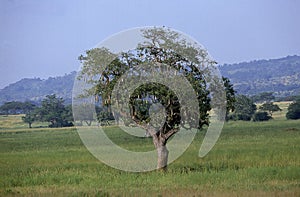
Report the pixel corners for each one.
[0,55,299,105]
[219,55,300,97]
[0,72,76,105]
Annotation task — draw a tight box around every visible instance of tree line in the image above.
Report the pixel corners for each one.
[0,95,74,128]
[1,93,300,129]
[0,94,114,128]
[17,95,73,128]
[228,93,300,121]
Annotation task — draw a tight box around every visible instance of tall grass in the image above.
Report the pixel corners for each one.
[0,115,299,196]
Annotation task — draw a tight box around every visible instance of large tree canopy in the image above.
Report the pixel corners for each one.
[35,94,73,127]
[259,102,281,116]
[229,95,256,121]
[75,27,235,170]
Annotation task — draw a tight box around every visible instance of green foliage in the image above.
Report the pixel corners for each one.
[259,102,281,116]
[79,28,235,135]
[97,110,114,124]
[286,99,300,120]
[21,113,35,128]
[77,27,235,169]
[0,101,35,115]
[35,94,73,127]
[0,101,37,128]
[229,95,256,121]
[72,103,95,126]
[129,82,184,131]
[253,111,272,121]
[223,77,236,113]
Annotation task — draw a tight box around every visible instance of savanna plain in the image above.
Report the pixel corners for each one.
[0,102,299,196]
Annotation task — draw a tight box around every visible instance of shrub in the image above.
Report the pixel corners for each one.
[286,99,300,120]
[228,113,252,121]
[253,111,272,122]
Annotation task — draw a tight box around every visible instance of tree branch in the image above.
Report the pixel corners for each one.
[162,128,179,141]
[131,116,157,138]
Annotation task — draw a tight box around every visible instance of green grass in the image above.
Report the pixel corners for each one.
[0,113,300,196]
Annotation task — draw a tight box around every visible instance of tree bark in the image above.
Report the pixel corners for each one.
[132,119,178,171]
[156,143,169,170]
[149,128,178,171]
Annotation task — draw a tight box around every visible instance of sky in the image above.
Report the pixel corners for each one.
[0,0,299,89]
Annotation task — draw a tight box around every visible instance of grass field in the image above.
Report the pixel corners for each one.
[0,103,299,196]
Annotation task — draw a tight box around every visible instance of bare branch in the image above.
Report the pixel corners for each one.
[131,116,157,137]
[163,128,179,141]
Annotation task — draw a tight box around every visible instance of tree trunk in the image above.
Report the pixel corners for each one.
[140,128,177,171]
[156,144,169,170]
[29,123,32,128]
[85,120,92,126]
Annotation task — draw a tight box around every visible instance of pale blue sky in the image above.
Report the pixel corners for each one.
[0,0,299,88]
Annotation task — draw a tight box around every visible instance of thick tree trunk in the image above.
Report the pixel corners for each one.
[156,144,169,170]
[135,125,178,171]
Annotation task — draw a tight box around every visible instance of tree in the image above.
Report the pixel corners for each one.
[0,101,22,115]
[229,95,256,121]
[22,112,35,128]
[77,27,235,170]
[286,99,300,120]
[253,111,272,122]
[36,94,73,127]
[259,102,281,116]
[73,103,96,126]
[0,101,35,115]
[21,102,37,128]
[223,77,236,120]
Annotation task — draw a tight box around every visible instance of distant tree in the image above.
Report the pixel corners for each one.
[73,103,95,126]
[253,111,272,122]
[0,101,23,115]
[251,92,275,103]
[62,105,74,127]
[22,112,35,128]
[36,94,73,127]
[0,102,16,115]
[259,102,281,116]
[22,101,36,113]
[0,101,36,115]
[286,99,300,120]
[229,95,256,121]
[21,102,37,128]
[223,77,236,120]
[97,110,114,126]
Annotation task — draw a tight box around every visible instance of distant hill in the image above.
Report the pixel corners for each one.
[0,72,76,105]
[0,55,299,105]
[219,55,300,97]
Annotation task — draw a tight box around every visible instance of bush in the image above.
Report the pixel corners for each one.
[253,111,272,122]
[286,100,300,120]
[228,113,252,121]
[229,95,256,121]
[48,121,74,128]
